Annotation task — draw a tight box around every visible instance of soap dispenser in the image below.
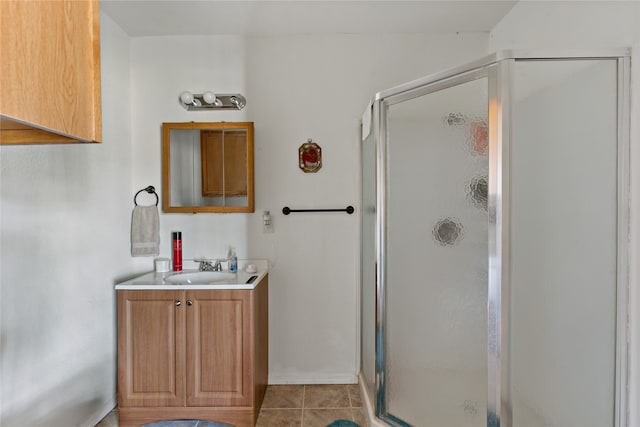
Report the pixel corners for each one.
[228,247,238,272]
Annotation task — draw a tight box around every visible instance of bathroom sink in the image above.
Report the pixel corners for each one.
[164,271,237,285]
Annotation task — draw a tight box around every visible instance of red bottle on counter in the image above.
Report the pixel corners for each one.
[172,231,182,271]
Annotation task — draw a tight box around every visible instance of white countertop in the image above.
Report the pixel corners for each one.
[115,259,268,290]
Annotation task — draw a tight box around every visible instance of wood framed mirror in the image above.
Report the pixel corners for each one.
[162,122,254,213]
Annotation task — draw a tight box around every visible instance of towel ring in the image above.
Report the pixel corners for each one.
[134,185,158,206]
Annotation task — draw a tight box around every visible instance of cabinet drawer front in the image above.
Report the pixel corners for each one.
[186,291,252,407]
[118,291,186,407]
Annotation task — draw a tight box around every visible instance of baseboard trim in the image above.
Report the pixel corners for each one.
[268,373,358,385]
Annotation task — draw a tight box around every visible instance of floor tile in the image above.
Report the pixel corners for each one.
[302,409,354,427]
[256,409,302,427]
[262,385,305,409]
[346,385,362,408]
[351,407,367,426]
[95,384,367,427]
[303,385,350,408]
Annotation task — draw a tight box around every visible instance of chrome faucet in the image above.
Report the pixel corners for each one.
[197,259,223,272]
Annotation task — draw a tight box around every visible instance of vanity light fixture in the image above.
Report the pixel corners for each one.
[178,91,247,111]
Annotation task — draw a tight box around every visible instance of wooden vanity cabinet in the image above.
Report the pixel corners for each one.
[117,275,268,427]
[0,0,102,144]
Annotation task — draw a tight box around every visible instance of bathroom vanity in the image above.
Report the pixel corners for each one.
[115,269,268,427]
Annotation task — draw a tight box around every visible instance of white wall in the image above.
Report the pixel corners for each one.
[489,1,640,425]
[129,32,488,384]
[0,13,132,427]
[129,35,250,274]
[247,33,489,383]
[489,1,639,50]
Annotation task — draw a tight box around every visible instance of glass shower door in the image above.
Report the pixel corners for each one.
[381,74,489,426]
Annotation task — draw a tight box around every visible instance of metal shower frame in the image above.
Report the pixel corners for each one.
[365,49,631,427]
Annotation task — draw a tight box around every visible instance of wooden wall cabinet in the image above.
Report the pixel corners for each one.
[0,0,102,144]
[117,276,268,427]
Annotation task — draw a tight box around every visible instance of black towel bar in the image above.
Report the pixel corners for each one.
[134,185,159,206]
[282,206,354,215]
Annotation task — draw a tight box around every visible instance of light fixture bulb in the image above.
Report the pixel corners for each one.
[179,91,194,105]
[202,91,217,105]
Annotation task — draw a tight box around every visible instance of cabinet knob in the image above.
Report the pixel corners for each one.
[187,300,193,306]
[175,300,181,306]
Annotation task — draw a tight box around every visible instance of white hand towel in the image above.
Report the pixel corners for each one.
[131,205,159,257]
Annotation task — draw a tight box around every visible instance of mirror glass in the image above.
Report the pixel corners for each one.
[162,122,254,213]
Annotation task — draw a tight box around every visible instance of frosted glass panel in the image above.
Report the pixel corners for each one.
[385,77,488,426]
[361,129,376,400]
[510,59,618,427]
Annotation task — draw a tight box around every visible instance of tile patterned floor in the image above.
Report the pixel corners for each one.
[257,384,365,427]
[94,384,366,427]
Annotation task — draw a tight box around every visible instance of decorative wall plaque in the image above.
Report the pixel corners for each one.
[299,139,322,173]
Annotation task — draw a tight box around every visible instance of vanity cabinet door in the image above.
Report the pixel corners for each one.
[118,290,186,407]
[185,290,252,407]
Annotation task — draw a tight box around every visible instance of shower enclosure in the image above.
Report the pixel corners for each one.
[360,50,630,427]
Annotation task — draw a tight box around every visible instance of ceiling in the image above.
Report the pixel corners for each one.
[100,0,517,37]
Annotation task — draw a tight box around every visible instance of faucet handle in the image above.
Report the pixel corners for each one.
[195,258,224,271]
[195,259,215,271]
